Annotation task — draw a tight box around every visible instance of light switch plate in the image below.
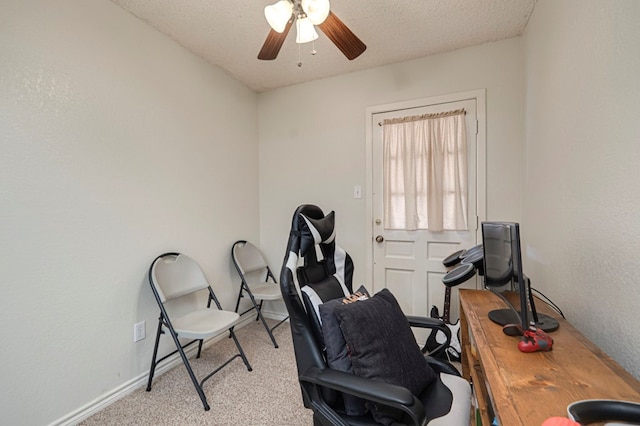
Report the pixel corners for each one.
[353,185,362,199]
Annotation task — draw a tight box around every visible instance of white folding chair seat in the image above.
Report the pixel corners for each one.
[232,240,288,348]
[245,282,282,300]
[146,252,252,411]
[169,308,240,340]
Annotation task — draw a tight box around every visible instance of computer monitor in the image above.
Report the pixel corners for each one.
[481,222,559,332]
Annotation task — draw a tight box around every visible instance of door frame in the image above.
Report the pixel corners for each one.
[364,89,487,289]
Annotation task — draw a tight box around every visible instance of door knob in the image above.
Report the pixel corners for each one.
[375,235,384,243]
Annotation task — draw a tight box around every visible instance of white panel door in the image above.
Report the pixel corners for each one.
[372,97,481,345]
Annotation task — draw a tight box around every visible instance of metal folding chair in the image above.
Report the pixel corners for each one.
[146,252,252,411]
[231,240,288,348]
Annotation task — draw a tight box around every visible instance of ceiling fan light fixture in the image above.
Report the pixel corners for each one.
[301,0,330,25]
[264,0,293,33]
[295,16,318,44]
[257,0,366,62]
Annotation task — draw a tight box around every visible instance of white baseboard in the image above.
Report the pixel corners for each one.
[50,349,189,426]
[48,316,278,426]
[240,309,288,322]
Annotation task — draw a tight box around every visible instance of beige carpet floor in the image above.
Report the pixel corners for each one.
[80,320,312,425]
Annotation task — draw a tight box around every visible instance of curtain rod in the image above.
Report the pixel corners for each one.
[378,108,466,126]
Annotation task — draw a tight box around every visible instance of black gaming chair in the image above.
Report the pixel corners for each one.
[280,204,471,425]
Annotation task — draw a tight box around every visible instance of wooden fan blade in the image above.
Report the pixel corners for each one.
[257,17,293,60]
[317,11,366,60]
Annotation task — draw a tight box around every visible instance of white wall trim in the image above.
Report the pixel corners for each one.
[364,89,487,289]
[48,313,285,426]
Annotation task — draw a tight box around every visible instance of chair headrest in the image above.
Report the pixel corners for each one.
[299,210,335,257]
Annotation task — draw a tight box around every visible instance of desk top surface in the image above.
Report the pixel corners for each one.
[459,289,640,425]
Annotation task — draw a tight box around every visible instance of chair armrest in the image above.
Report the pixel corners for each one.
[299,367,427,426]
[406,315,448,330]
[406,315,452,358]
[426,356,462,377]
[568,399,640,424]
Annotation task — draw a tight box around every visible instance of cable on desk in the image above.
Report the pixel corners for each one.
[531,287,566,319]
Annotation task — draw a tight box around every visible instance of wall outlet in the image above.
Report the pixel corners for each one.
[133,320,146,342]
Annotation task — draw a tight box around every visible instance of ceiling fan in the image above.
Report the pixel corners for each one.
[258,0,366,61]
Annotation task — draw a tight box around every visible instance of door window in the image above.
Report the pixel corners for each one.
[382,109,468,231]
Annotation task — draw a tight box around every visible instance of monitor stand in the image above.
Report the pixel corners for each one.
[488,279,560,333]
[488,309,559,332]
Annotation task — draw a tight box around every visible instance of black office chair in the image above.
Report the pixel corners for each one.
[568,399,640,424]
[280,204,471,425]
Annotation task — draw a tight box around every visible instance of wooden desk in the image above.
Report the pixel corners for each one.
[459,289,640,425]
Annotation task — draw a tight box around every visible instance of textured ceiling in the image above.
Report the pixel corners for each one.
[110,0,537,93]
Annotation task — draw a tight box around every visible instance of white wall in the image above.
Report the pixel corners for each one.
[523,0,640,378]
[259,38,525,289]
[0,1,259,424]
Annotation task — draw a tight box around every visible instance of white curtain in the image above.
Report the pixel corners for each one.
[382,109,468,231]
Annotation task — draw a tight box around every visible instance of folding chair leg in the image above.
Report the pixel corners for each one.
[196,339,203,358]
[255,301,263,321]
[234,284,287,349]
[233,284,244,313]
[167,329,211,411]
[248,294,280,348]
[146,317,164,391]
[260,312,279,348]
[146,316,211,410]
[229,328,253,371]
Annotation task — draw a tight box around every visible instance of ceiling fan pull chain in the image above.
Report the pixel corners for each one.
[311,40,317,55]
[298,43,303,67]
